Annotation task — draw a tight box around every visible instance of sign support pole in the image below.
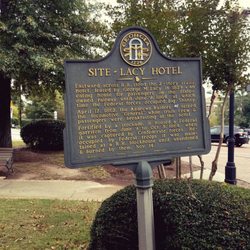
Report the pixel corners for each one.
[134,161,155,250]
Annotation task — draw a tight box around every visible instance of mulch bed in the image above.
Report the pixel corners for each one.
[1,148,249,189]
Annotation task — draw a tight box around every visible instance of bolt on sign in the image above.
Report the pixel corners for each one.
[64,27,211,168]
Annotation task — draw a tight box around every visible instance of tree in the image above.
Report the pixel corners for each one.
[234,93,250,128]
[107,0,250,180]
[107,0,249,101]
[0,0,106,147]
[54,90,65,121]
[241,94,250,127]
[106,0,182,56]
[24,89,65,121]
[25,97,55,120]
[207,0,250,180]
[107,0,222,76]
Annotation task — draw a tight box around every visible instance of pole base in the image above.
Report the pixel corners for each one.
[225,162,237,185]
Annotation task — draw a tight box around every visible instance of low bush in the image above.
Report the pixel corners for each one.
[20,119,65,150]
[89,179,250,250]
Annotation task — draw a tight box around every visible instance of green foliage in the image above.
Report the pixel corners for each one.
[222,92,250,127]
[89,179,250,250]
[20,118,32,128]
[107,0,222,75]
[208,0,250,92]
[24,89,65,121]
[11,102,19,118]
[0,0,107,147]
[209,108,221,127]
[54,90,65,120]
[25,97,55,120]
[89,185,137,250]
[107,0,250,93]
[1,0,106,90]
[106,0,182,56]
[235,93,250,127]
[20,120,65,150]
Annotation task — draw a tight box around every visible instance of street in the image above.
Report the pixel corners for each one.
[11,128,22,141]
[183,143,250,183]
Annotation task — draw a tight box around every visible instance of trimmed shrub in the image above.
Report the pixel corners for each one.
[20,119,65,150]
[89,179,250,250]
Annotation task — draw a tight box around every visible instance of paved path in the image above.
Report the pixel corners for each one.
[11,128,22,141]
[182,143,250,183]
[0,179,123,201]
[0,169,226,201]
[2,132,248,201]
[182,169,225,182]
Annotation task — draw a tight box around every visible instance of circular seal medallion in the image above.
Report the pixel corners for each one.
[120,31,152,67]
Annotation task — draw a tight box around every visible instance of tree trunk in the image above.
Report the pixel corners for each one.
[209,87,230,180]
[207,90,217,120]
[0,72,12,147]
[157,164,166,179]
[189,156,193,179]
[198,155,204,179]
[176,157,181,179]
[18,84,23,127]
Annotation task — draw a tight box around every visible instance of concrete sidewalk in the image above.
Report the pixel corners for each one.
[182,169,225,182]
[0,179,123,201]
[0,169,227,201]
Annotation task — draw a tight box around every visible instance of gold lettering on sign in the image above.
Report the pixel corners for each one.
[87,66,182,78]
[88,68,111,77]
[151,66,182,75]
[74,79,200,156]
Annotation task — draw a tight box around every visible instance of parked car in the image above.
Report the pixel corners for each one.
[244,128,250,139]
[210,126,249,147]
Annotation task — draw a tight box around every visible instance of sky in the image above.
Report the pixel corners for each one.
[238,0,250,8]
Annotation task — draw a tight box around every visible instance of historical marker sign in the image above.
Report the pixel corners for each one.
[64,27,211,168]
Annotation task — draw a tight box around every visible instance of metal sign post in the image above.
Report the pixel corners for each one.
[64,27,211,168]
[63,26,211,250]
[134,161,155,250]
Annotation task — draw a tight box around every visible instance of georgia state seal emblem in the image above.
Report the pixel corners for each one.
[120,31,152,67]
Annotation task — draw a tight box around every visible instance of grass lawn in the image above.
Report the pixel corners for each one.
[0,199,100,250]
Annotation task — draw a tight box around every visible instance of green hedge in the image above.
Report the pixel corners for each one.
[20,119,65,150]
[89,179,250,250]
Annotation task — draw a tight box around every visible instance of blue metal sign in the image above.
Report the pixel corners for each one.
[64,27,211,168]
